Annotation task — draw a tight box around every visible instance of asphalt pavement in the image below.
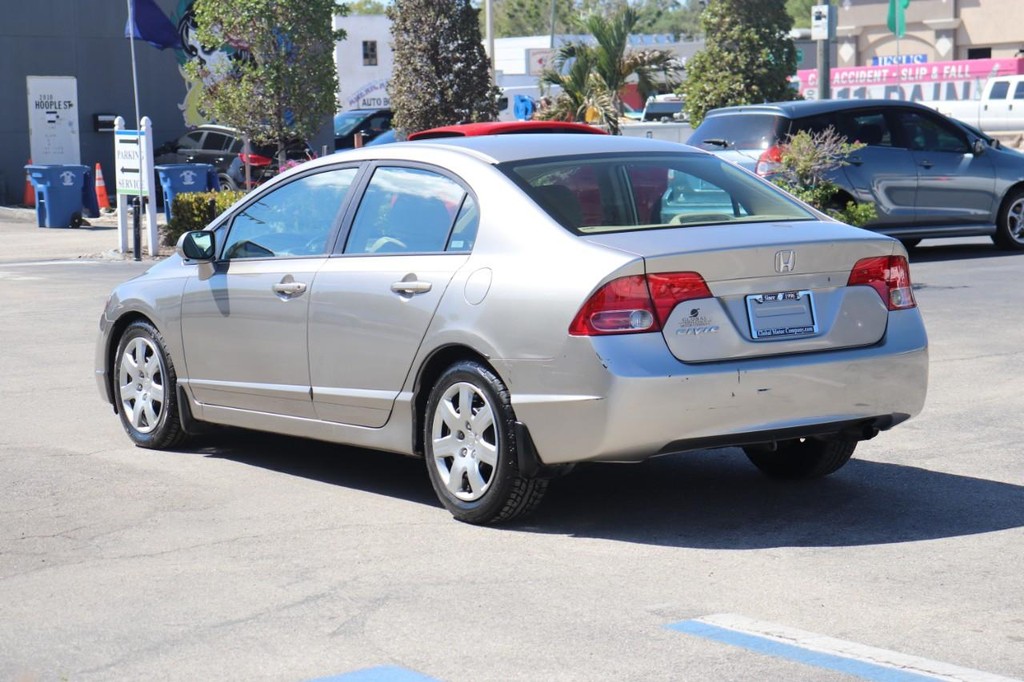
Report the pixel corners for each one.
[0,205,169,263]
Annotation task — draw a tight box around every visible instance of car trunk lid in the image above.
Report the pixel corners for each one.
[582,221,899,362]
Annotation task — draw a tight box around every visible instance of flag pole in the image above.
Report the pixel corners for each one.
[127,0,141,130]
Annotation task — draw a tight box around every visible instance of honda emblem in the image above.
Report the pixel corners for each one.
[775,249,796,273]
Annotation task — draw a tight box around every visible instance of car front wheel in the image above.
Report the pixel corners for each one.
[993,188,1024,251]
[743,437,857,479]
[114,320,187,449]
[424,361,547,524]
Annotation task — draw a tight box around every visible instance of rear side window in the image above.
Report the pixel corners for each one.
[990,81,1010,100]
[504,153,814,234]
[837,112,892,147]
[343,167,464,254]
[688,114,785,151]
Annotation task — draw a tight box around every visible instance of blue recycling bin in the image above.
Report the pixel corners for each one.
[25,164,93,228]
[155,164,220,222]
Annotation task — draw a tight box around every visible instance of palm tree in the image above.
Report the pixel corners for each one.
[539,7,682,134]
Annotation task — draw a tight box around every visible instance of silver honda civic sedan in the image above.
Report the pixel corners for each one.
[95,135,929,524]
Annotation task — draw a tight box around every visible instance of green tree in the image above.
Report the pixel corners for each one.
[681,0,798,126]
[187,0,345,164]
[387,0,500,135]
[786,0,819,29]
[492,0,575,38]
[348,0,387,13]
[540,7,681,133]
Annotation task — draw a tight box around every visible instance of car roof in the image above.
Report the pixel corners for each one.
[318,133,696,167]
[704,99,938,119]
[408,121,607,140]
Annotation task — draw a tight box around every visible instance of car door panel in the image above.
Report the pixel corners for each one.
[181,258,324,417]
[179,166,360,418]
[308,255,466,426]
[308,164,474,427]
[895,108,997,226]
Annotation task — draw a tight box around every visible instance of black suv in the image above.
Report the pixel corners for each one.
[154,125,311,190]
[688,99,1024,250]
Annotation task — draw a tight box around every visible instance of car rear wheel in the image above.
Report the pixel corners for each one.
[993,188,1024,251]
[743,437,857,479]
[424,361,547,524]
[114,320,187,449]
[218,172,238,191]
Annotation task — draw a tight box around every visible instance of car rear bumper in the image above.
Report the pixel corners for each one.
[506,309,928,465]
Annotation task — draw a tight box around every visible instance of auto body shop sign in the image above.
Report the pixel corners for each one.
[26,76,81,165]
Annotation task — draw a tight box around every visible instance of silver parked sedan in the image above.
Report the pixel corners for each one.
[95,135,929,524]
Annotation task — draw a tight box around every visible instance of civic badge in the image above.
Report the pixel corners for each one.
[775,249,796,273]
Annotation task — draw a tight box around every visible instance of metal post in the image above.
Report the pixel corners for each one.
[485,0,495,82]
[132,196,142,262]
[817,38,831,100]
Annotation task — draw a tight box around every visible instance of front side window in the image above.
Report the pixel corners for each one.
[897,111,969,153]
[221,168,358,259]
[343,167,464,254]
[504,153,814,234]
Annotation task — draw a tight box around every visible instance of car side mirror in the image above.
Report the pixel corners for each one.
[177,230,216,261]
[973,138,986,155]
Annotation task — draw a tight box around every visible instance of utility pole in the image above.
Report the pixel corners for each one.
[811,3,836,100]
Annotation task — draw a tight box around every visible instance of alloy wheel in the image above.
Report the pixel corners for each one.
[430,381,498,502]
[118,336,166,434]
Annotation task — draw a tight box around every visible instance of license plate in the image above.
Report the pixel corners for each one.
[745,290,818,339]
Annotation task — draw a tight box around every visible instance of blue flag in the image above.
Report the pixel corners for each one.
[125,0,181,50]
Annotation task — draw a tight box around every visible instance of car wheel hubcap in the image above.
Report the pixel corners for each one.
[1008,198,1024,242]
[431,382,498,502]
[118,337,166,434]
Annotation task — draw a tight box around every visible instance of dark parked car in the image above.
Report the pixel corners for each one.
[688,99,1024,250]
[333,108,393,149]
[155,124,311,190]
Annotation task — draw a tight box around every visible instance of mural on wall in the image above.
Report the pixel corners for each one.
[170,0,252,126]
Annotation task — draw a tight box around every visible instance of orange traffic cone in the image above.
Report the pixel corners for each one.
[94,162,111,210]
[23,158,34,207]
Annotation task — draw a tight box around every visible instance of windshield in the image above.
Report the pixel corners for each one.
[334,111,366,137]
[502,152,816,234]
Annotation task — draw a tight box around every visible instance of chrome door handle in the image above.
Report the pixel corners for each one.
[919,160,933,169]
[848,156,863,166]
[273,281,307,295]
[390,280,432,295]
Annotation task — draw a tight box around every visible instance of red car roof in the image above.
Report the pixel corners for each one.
[408,121,607,140]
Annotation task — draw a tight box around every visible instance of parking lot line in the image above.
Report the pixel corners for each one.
[668,614,1021,682]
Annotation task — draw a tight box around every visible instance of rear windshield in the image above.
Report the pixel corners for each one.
[687,114,787,151]
[501,152,815,234]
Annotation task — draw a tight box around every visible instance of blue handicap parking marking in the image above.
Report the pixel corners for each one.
[306,665,441,682]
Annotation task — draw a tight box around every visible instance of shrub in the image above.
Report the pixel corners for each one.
[771,128,877,227]
[163,190,245,246]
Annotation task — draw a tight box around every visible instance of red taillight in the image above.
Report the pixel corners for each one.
[755,144,782,176]
[569,272,712,336]
[847,255,916,310]
[239,152,272,167]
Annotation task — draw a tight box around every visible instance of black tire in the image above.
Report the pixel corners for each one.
[993,187,1024,251]
[743,437,857,480]
[113,320,188,450]
[69,212,83,229]
[217,173,238,191]
[424,361,547,524]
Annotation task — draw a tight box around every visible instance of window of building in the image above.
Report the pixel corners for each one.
[362,41,378,66]
[967,47,992,60]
